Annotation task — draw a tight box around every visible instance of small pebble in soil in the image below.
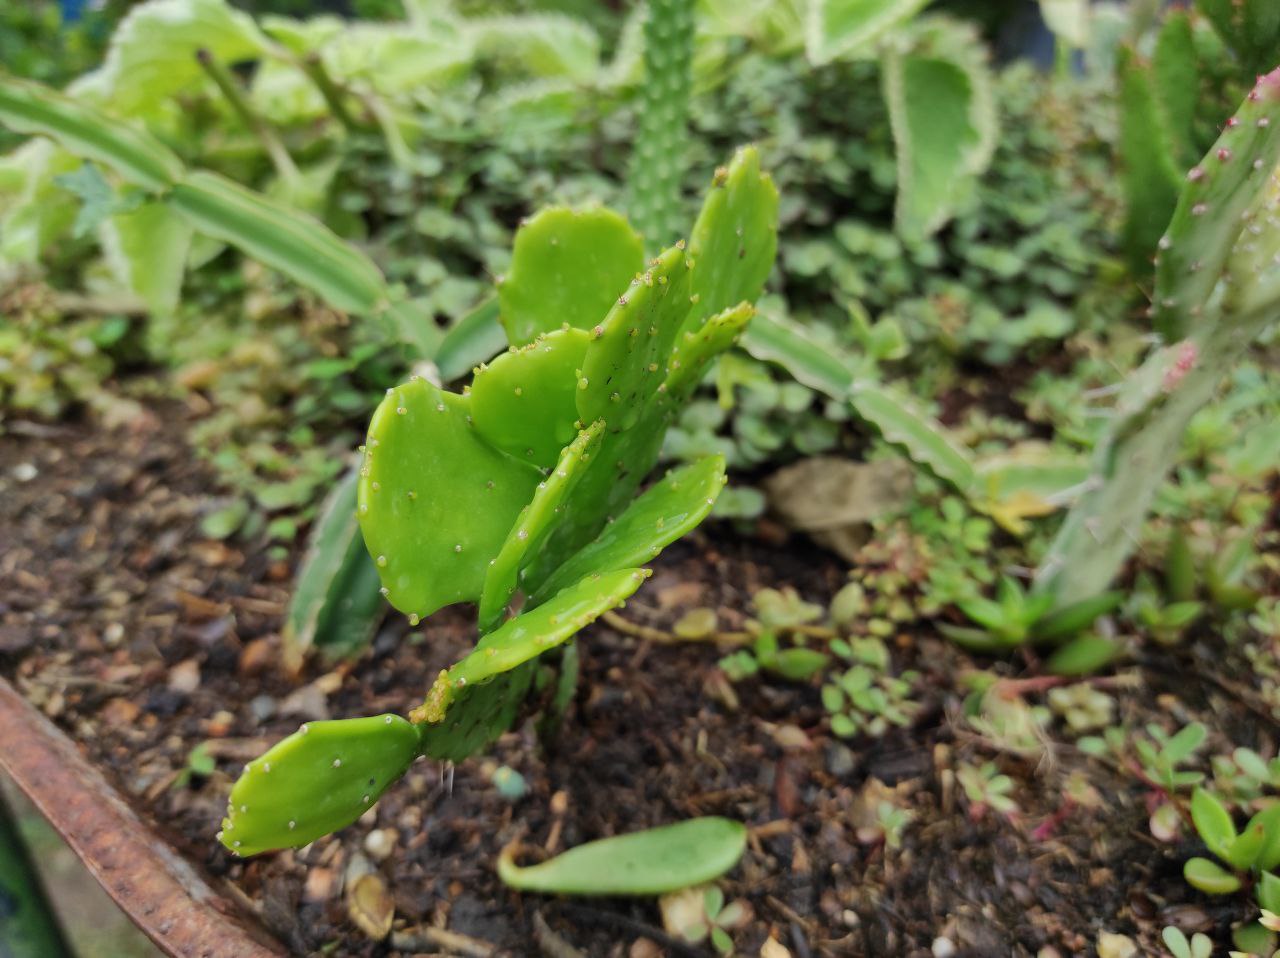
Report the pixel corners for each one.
[932,938,956,958]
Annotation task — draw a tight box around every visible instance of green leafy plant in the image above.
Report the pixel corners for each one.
[937,574,1123,672]
[217,146,779,856]
[821,635,918,739]
[1162,925,1213,958]
[956,760,1019,820]
[1183,786,1280,918]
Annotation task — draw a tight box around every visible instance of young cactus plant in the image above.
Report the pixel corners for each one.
[1035,67,1280,611]
[220,146,779,856]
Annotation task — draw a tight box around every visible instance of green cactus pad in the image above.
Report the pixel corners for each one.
[525,400,672,584]
[577,243,692,432]
[497,816,748,896]
[535,456,726,601]
[418,664,536,763]
[478,421,605,632]
[471,327,591,469]
[667,302,755,398]
[498,206,645,347]
[416,568,650,723]
[219,714,422,856]
[685,146,779,332]
[1154,68,1280,341]
[358,377,542,620]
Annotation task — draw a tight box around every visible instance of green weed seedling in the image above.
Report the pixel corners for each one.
[1183,786,1280,945]
[220,146,779,856]
[938,574,1123,674]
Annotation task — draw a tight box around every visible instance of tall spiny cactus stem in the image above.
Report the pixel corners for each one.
[625,0,695,252]
[1035,68,1280,610]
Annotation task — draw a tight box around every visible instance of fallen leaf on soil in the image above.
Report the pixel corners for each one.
[1096,931,1137,958]
[764,457,913,561]
[346,872,394,941]
[760,937,792,958]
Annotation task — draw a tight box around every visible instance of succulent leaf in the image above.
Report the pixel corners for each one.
[0,75,185,191]
[219,714,422,856]
[535,456,727,601]
[416,568,651,723]
[805,0,930,65]
[358,377,542,619]
[478,421,606,632]
[882,18,997,241]
[284,465,385,669]
[577,242,692,432]
[850,382,976,492]
[498,206,644,347]
[471,327,591,469]
[685,146,779,333]
[497,817,747,895]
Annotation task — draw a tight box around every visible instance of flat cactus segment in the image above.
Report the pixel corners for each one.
[417,569,650,722]
[497,817,748,895]
[418,664,535,762]
[535,456,727,601]
[666,302,755,399]
[577,243,692,432]
[471,327,591,469]
[1153,68,1280,341]
[497,206,645,347]
[685,146,779,332]
[478,421,605,632]
[357,378,542,620]
[219,715,421,856]
[526,400,671,583]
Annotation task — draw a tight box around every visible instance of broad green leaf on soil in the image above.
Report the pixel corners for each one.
[535,456,727,601]
[850,382,975,492]
[577,243,693,432]
[0,76,185,192]
[220,714,421,856]
[101,202,192,315]
[357,377,542,620]
[478,422,605,632]
[168,170,387,315]
[686,145,779,332]
[497,817,747,895]
[100,0,270,117]
[283,466,385,669]
[468,15,600,82]
[882,23,997,240]
[497,206,645,347]
[471,328,591,469]
[805,0,931,65]
[415,569,650,722]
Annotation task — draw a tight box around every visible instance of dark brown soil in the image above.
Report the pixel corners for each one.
[0,407,1270,957]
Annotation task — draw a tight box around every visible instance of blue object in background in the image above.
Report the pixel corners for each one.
[60,0,90,24]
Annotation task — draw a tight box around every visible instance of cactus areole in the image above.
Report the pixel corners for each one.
[220,147,779,856]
